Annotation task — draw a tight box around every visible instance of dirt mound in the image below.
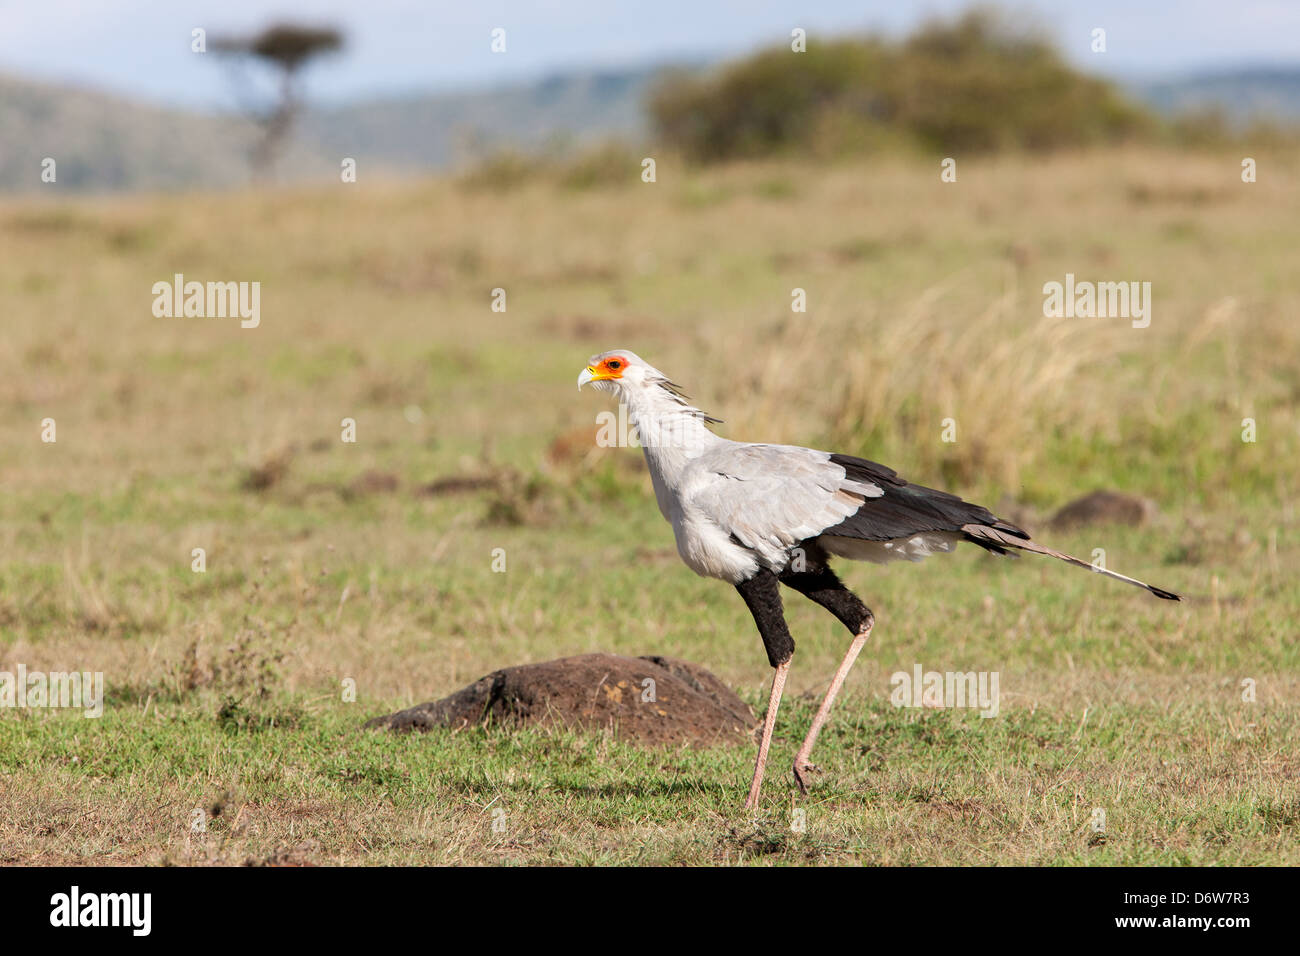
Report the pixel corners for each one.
[1049,490,1157,530]
[348,469,400,495]
[365,653,754,747]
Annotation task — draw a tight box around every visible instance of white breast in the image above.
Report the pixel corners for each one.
[671,507,763,581]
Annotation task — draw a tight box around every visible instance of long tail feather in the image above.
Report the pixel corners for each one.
[962,524,1180,601]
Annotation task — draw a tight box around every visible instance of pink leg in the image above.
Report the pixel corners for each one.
[744,659,790,810]
[792,615,874,794]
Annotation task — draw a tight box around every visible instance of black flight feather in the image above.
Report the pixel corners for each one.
[821,453,1028,545]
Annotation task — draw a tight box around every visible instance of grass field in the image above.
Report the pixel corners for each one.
[1,147,1297,865]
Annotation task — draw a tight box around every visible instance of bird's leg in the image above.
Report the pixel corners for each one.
[790,616,873,792]
[746,658,789,810]
[780,564,875,794]
[735,569,795,811]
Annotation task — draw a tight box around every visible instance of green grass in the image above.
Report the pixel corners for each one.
[1,691,1293,865]
[0,147,1297,864]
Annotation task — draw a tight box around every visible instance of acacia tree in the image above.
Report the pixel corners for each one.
[210,23,344,179]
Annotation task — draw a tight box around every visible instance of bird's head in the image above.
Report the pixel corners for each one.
[576,350,668,394]
[577,349,723,434]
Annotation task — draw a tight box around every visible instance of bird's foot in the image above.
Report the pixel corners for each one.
[792,759,820,795]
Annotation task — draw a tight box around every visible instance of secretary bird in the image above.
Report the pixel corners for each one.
[577,350,1179,809]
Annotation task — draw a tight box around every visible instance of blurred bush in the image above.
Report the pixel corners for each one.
[649,9,1159,161]
[458,140,646,192]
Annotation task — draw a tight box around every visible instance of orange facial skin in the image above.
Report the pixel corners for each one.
[586,356,628,381]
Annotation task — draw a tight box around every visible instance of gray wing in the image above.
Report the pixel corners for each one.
[686,443,883,555]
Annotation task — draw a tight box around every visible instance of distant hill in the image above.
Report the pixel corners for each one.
[1129,67,1300,123]
[0,74,329,193]
[301,68,655,172]
[0,68,658,195]
[1,61,1296,194]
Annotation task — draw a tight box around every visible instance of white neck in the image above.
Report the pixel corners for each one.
[620,382,720,494]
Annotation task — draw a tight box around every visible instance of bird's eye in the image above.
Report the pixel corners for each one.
[608,360,621,369]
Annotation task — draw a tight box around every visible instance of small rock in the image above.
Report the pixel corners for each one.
[1049,490,1157,531]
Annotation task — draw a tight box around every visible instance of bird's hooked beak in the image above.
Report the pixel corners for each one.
[577,365,618,390]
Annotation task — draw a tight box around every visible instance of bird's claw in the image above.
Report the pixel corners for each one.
[792,760,820,794]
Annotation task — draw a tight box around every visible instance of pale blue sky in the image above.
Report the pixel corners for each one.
[2,0,1298,110]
